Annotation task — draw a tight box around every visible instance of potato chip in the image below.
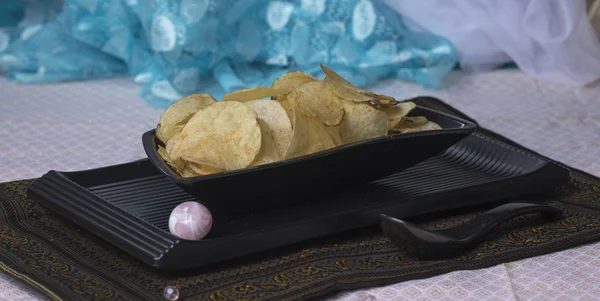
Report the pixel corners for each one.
[401,116,428,125]
[271,71,317,97]
[251,119,282,166]
[186,161,223,176]
[221,87,282,102]
[180,166,198,178]
[246,100,293,157]
[157,145,182,173]
[326,79,374,104]
[287,81,345,127]
[320,64,353,87]
[165,132,186,172]
[320,65,374,103]
[171,101,262,171]
[391,117,441,133]
[338,100,388,144]
[156,94,216,143]
[155,65,446,176]
[371,93,396,103]
[320,64,396,106]
[383,101,416,130]
[324,125,343,146]
[360,90,397,106]
[165,131,180,155]
[284,106,337,159]
[275,94,294,123]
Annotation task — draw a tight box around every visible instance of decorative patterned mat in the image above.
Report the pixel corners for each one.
[1,100,600,301]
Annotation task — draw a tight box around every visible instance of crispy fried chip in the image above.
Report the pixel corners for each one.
[156,64,445,176]
[180,166,198,178]
[391,117,441,133]
[320,64,396,106]
[320,64,354,87]
[221,87,282,102]
[165,131,180,155]
[275,94,294,124]
[383,101,417,130]
[338,100,388,144]
[246,100,293,157]
[402,116,428,125]
[287,81,345,126]
[271,71,318,96]
[171,101,262,171]
[324,125,343,146]
[164,132,186,172]
[186,161,223,176]
[284,106,337,159]
[251,119,282,166]
[157,145,182,173]
[156,94,216,143]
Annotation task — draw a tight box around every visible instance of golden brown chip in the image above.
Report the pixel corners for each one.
[338,100,388,144]
[156,94,216,143]
[320,65,373,103]
[165,132,186,175]
[245,100,293,157]
[391,117,442,133]
[221,87,282,102]
[372,94,396,103]
[157,145,169,161]
[164,132,186,172]
[155,65,440,174]
[186,161,223,176]
[360,91,397,106]
[383,101,417,130]
[165,131,180,155]
[157,145,183,174]
[401,116,428,125]
[320,64,396,106]
[251,119,282,166]
[284,106,338,159]
[326,79,374,104]
[271,71,318,97]
[324,125,343,146]
[286,81,345,127]
[275,94,294,124]
[170,101,262,171]
[320,64,354,87]
[180,166,197,178]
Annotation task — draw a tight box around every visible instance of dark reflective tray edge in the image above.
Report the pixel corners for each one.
[28,171,180,268]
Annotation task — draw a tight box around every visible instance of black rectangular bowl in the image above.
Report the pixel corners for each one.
[143,106,477,213]
[27,132,571,270]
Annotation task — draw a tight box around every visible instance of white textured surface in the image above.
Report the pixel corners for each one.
[1,70,600,300]
[0,78,163,182]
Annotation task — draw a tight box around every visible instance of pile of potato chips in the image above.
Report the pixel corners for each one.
[155,65,441,177]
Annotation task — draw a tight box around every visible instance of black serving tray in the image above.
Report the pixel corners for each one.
[28,132,570,270]
[143,106,477,213]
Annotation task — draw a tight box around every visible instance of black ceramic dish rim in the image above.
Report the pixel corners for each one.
[142,105,478,184]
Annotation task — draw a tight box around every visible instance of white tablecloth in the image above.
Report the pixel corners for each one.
[1,70,600,300]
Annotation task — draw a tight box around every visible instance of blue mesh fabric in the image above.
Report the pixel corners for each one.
[0,0,457,108]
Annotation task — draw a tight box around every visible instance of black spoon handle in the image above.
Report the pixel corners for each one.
[440,202,563,242]
[381,202,563,260]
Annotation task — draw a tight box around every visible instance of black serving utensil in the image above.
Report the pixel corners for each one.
[380,202,563,260]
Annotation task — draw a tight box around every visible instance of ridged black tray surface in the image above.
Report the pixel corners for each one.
[27,133,570,270]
